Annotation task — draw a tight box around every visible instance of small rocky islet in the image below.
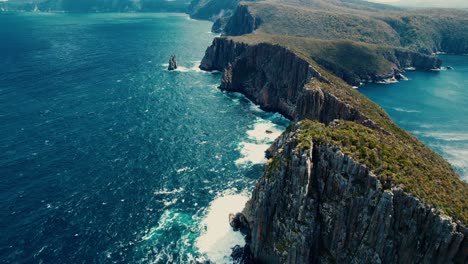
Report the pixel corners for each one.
[168,55,177,71]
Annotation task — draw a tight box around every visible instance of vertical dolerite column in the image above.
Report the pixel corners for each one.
[240,123,466,264]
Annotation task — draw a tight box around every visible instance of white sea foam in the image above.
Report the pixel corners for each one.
[417,123,435,129]
[171,66,191,72]
[173,65,204,73]
[248,103,264,114]
[412,131,468,142]
[176,167,191,173]
[246,121,283,142]
[236,142,271,166]
[196,194,249,263]
[142,210,178,241]
[189,62,204,73]
[154,187,184,195]
[236,117,285,166]
[165,60,206,73]
[163,198,178,207]
[376,77,398,84]
[439,146,468,181]
[393,107,421,113]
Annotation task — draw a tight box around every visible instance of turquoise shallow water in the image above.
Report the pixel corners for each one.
[359,55,468,181]
[0,13,287,263]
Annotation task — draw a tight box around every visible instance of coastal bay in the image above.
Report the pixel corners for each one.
[359,55,468,181]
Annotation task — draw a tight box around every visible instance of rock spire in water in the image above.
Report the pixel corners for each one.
[168,55,177,71]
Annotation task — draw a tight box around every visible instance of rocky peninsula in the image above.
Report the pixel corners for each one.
[199,0,468,262]
[201,37,467,263]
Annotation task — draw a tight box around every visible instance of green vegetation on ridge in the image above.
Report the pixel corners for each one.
[242,2,400,46]
[379,9,468,53]
[229,34,424,85]
[297,120,468,223]
[223,33,468,224]
[230,1,468,54]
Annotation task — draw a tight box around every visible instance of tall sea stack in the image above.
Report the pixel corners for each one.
[168,55,177,71]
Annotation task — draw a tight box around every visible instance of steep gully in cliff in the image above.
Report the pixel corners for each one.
[198,37,467,263]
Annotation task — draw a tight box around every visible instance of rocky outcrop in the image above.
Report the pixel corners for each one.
[216,3,447,85]
[200,38,245,71]
[231,245,255,264]
[310,47,441,86]
[353,49,441,85]
[201,37,441,89]
[188,0,239,21]
[168,55,177,71]
[229,212,250,237]
[223,5,260,36]
[200,38,384,131]
[440,37,468,55]
[211,18,224,33]
[392,49,442,70]
[240,124,467,263]
[200,37,467,263]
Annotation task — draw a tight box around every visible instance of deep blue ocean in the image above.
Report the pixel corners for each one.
[1,13,467,264]
[0,13,288,263]
[359,56,468,181]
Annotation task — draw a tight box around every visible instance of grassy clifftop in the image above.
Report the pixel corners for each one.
[229,34,439,85]
[378,9,468,53]
[229,1,468,54]
[231,34,396,83]
[208,0,468,224]
[218,35,467,223]
[297,120,468,223]
[242,2,400,46]
[220,1,466,84]
[266,0,402,13]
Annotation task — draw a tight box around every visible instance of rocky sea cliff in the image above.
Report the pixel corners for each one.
[242,121,467,263]
[200,36,468,263]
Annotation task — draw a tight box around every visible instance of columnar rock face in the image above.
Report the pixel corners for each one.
[242,125,467,263]
[353,50,442,84]
[201,37,442,87]
[392,50,442,70]
[306,48,441,85]
[200,37,467,264]
[200,38,384,131]
[224,5,260,36]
